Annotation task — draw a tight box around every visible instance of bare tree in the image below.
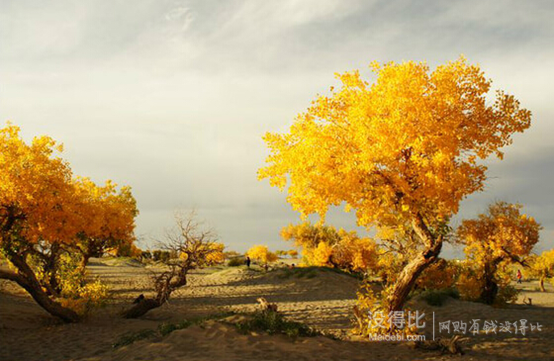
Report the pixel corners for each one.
[122,211,224,318]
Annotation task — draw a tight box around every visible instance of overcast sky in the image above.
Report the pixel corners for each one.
[1,0,553,256]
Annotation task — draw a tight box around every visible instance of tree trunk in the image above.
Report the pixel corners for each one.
[46,244,62,295]
[79,253,91,274]
[387,240,443,312]
[122,269,188,319]
[0,254,80,323]
[386,214,444,313]
[540,276,546,292]
[121,298,161,318]
[479,258,501,305]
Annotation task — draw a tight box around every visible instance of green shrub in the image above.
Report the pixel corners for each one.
[158,319,193,336]
[420,288,460,306]
[228,257,245,267]
[236,310,318,339]
[278,267,318,279]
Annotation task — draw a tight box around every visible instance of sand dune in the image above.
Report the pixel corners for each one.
[1,259,554,361]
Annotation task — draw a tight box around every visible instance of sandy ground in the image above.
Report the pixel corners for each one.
[1,258,553,361]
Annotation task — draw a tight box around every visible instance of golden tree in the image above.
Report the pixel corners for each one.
[259,57,532,312]
[0,123,138,322]
[531,249,554,292]
[281,222,341,252]
[280,222,379,273]
[0,124,82,321]
[246,245,278,270]
[457,201,541,304]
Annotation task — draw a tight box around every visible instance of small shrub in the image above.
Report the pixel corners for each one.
[56,253,110,316]
[420,288,459,306]
[236,310,318,339]
[456,268,483,301]
[152,250,171,263]
[157,312,236,337]
[228,257,245,267]
[494,284,519,305]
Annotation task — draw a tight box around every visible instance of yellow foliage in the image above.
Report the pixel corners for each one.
[375,252,405,285]
[0,122,138,263]
[0,123,135,319]
[205,242,226,264]
[260,57,531,244]
[246,245,278,265]
[457,202,539,304]
[59,279,109,316]
[280,222,379,273]
[456,261,518,305]
[334,234,379,273]
[353,281,418,337]
[456,266,483,301]
[417,259,459,290]
[310,242,334,266]
[531,249,554,281]
[459,202,541,264]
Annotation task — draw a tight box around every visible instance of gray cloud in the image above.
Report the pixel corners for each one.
[1,0,553,255]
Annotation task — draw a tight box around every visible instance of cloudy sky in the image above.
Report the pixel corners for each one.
[1,0,553,256]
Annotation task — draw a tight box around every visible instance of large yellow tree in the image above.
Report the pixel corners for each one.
[0,123,138,322]
[259,57,531,312]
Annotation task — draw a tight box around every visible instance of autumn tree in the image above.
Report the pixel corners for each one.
[259,57,532,313]
[123,211,225,318]
[246,245,278,271]
[0,123,138,322]
[457,201,541,304]
[280,222,379,274]
[531,249,554,292]
[281,222,340,250]
[0,124,87,322]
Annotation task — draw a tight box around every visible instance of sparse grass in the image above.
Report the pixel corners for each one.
[420,288,460,306]
[112,329,157,348]
[277,266,362,280]
[320,266,364,280]
[277,266,319,279]
[113,312,237,348]
[113,310,317,347]
[158,319,193,336]
[235,310,319,339]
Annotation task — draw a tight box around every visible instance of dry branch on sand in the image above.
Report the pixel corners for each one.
[122,211,224,318]
[414,335,467,355]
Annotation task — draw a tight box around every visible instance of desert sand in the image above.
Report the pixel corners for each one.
[1,258,553,361]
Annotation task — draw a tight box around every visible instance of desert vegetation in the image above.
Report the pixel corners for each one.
[2,57,553,361]
[259,57,534,334]
[0,124,137,322]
